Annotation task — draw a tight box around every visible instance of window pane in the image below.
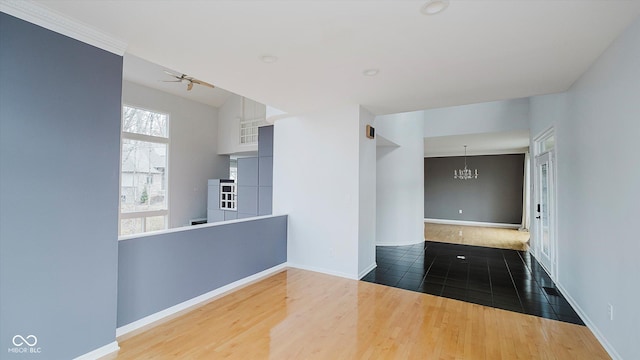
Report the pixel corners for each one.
[121,218,143,236]
[542,135,555,152]
[121,139,167,213]
[123,106,168,137]
[146,216,166,232]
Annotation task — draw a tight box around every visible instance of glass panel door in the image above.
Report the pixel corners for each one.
[535,152,554,273]
[540,162,550,258]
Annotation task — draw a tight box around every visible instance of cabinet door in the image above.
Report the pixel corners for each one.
[224,211,238,221]
[207,209,224,223]
[258,186,272,216]
[237,186,258,215]
[237,157,258,186]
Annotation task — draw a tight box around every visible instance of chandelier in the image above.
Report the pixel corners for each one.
[454,145,478,180]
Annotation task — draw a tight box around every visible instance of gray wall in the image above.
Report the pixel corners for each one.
[0,13,121,359]
[424,154,524,224]
[117,215,287,326]
[529,17,640,360]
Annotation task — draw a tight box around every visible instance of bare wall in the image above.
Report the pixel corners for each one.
[529,16,640,360]
[424,154,524,224]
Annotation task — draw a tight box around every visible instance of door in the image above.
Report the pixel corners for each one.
[535,151,555,275]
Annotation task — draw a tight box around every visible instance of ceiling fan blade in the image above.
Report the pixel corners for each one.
[162,70,213,91]
[191,79,215,88]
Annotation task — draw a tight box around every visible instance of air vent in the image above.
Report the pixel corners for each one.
[543,287,560,297]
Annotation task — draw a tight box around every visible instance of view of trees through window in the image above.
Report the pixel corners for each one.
[120,106,169,236]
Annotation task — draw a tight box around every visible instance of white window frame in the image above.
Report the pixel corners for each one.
[119,104,170,236]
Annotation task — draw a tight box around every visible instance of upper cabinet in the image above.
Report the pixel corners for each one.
[217,95,267,155]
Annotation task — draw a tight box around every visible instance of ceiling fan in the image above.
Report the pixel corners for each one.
[162,70,214,91]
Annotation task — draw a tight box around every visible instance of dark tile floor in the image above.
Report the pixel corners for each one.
[361,241,584,325]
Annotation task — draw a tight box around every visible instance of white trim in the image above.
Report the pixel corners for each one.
[73,341,119,360]
[0,0,127,55]
[533,126,555,155]
[121,131,169,144]
[532,125,559,282]
[424,218,520,229]
[555,282,621,360]
[377,239,425,246]
[116,263,287,340]
[120,210,168,220]
[118,214,283,241]
[424,147,529,158]
[358,262,377,279]
[287,262,358,280]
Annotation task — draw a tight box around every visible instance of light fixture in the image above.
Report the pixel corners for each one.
[363,68,379,76]
[261,55,278,64]
[454,145,478,180]
[421,0,450,15]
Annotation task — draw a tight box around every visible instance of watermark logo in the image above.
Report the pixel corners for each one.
[8,334,42,354]
[12,335,37,347]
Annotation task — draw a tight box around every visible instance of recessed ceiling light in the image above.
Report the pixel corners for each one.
[261,55,278,64]
[421,0,449,15]
[363,69,379,76]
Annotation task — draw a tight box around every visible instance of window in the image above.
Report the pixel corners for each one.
[536,129,555,155]
[120,105,169,236]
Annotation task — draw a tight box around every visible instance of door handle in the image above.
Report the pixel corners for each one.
[535,216,541,219]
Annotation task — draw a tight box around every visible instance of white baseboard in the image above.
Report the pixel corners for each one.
[377,239,425,246]
[358,262,377,279]
[116,263,287,340]
[287,262,358,280]
[424,218,520,229]
[555,282,621,360]
[73,341,119,360]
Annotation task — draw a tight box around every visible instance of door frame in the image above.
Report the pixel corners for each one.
[532,127,558,280]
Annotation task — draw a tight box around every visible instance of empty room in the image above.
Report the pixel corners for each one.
[1,1,639,359]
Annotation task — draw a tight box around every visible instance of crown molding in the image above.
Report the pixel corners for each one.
[0,0,127,55]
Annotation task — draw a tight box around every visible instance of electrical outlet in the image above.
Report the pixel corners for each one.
[608,303,613,321]
[459,209,463,214]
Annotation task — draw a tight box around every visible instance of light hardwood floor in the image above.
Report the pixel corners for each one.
[425,222,530,251]
[115,268,609,359]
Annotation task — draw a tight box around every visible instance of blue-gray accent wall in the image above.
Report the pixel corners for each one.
[117,215,288,326]
[0,13,122,359]
[424,154,525,224]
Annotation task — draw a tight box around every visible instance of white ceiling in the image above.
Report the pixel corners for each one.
[123,54,232,108]
[424,130,530,157]
[33,1,640,117]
